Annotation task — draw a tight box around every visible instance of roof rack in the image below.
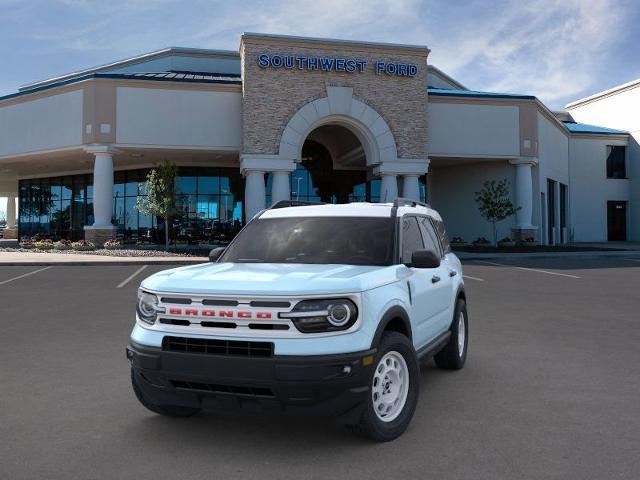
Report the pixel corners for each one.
[392,198,432,209]
[270,200,326,209]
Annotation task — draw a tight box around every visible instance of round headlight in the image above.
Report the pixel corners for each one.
[327,303,352,327]
[137,291,159,324]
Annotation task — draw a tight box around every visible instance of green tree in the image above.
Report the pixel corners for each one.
[474,179,519,246]
[136,160,178,250]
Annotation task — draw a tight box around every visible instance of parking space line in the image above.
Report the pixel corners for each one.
[463,275,484,282]
[624,258,640,263]
[117,265,148,289]
[0,266,52,286]
[476,260,581,279]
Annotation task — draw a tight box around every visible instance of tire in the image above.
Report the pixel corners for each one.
[350,332,419,442]
[434,298,468,370]
[131,368,201,418]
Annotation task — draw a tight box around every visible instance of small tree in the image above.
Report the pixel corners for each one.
[136,160,178,250]
[474,179,519,246]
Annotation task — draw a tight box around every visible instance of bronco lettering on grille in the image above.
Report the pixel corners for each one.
[167,308,272,319]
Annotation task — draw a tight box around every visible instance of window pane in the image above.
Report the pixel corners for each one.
[125,171,139,196]
[176,176,197,195]
[402,217,424,262]
[606,146,626,179]
[418,217,442,256]
[113,171,126,198]
[198,175,219,195]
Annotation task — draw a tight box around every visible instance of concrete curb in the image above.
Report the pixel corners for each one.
[0,259,207,266]
[457,250,640,261]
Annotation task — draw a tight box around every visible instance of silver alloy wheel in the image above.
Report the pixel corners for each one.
[457,311,466,358]
[371,351,409,422]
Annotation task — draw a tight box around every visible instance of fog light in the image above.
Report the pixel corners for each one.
[362,355,374,366]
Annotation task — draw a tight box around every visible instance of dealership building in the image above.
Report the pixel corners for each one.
[0,33,637,245]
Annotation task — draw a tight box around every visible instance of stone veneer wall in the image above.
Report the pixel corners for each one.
[240,36,429,160]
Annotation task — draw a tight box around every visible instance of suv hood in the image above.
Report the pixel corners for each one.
[141,262,406,296]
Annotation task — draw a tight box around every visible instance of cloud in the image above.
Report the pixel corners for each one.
[425,0,633,108]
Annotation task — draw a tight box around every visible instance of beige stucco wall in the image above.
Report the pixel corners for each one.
[240,35,429,160]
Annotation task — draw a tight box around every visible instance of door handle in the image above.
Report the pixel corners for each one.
[431,275,441,284]
[449,270,457,277]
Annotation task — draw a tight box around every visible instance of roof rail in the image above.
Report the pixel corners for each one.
[392,197,432,209]
[270,200,326,209]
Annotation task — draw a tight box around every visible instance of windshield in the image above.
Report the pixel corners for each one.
[220,216,395,266]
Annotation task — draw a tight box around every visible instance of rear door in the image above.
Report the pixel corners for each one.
[400,215,450,348]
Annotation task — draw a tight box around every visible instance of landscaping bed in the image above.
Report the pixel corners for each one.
[0,247,201,257]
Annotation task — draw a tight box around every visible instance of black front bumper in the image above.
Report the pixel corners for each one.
[127,341,376,423]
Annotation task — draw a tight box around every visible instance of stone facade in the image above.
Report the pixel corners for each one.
[240,34,429,161]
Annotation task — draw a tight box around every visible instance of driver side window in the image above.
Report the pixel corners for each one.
[401,216,425,263]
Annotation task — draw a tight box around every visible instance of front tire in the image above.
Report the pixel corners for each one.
[131,368,201,418]
[434,298,468,370]
[350,332,419,442]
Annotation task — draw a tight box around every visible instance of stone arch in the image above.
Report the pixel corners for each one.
[278,86,398,166]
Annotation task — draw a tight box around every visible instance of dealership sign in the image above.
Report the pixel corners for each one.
[258,53,418,77]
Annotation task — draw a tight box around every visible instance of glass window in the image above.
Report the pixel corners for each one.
[125,170,140,196]
[113,171,125,199]
[176,175,197,195]
[606,146,626,179]
[418,217,443,257]
[198,175,219,195]
[432,219,451,254]
[221,217,395,266]
[401,216,424,263]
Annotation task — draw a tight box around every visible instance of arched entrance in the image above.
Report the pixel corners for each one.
[284,124,381,204]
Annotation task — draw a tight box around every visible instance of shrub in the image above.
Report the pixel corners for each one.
[103,239,122,250]
[19,237,34,249]
[472,237,491,245]
[497,237,512,243]
[33,239,54,250]
[71,240,96,251]
[53,239,73,250]
[450,236,465,244]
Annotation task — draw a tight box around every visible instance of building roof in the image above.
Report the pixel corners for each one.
[565,78,640,109]
[0,71,242,103]
[427,87,535,100]
[562,121,628,135]
[19,47,240,92]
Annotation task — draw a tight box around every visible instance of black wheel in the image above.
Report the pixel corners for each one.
[434,298,468,370]
[131,368,201,418]
[350,331,419,442]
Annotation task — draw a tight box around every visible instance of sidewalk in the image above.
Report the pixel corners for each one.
[0,251,207,266]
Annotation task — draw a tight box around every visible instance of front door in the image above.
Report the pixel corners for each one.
[607,201,627,241]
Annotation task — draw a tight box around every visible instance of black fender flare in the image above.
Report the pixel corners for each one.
[370,305,413,348]
[448,285,467,329]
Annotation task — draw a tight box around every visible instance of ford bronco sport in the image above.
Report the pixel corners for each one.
[127,199,468,441]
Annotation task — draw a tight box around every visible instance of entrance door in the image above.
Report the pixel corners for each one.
[547,179,556,244]
[607,201,627,241]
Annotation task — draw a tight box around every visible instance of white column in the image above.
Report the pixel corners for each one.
[270,171,290,205]
[91,152,115,227]
[6,195,17,229]
[244,170,266,220]
[402,175,420,201]
[510,158,537,228]
[380,174,398,202]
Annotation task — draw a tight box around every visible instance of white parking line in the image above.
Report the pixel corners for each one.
[0,266,52,286]
[624,258,640,263]
[117,265,148,289]
[463,275,485,282]
[476,260,581,279]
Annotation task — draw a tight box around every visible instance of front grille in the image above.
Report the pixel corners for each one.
[171,380,274,397]
[162,336,274,357]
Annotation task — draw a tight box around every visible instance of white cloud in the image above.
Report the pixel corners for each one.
[426,0,631,108]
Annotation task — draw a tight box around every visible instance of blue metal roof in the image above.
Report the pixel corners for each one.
[0,71,242,102]
[427,87,535,100]
[562,121,628,135]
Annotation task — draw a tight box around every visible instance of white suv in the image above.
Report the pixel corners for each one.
[127,199,468,441]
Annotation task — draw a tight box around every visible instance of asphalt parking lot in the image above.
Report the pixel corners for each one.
[1,257,640,479]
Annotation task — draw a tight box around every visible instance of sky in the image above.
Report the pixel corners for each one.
[1,0,640,215]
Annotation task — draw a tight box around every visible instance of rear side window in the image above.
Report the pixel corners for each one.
[433,219,451,254]
[418,217,442,257]
[401,217,424,263]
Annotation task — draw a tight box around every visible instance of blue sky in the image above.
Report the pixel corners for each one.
[1,0,639,108]
[1,0,640,219]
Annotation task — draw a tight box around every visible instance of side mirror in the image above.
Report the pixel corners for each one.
[409,249,440,269]
[208,247,226,263]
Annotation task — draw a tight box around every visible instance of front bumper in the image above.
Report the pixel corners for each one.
[127,341,376,423]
